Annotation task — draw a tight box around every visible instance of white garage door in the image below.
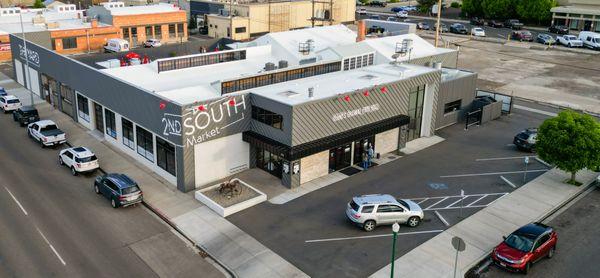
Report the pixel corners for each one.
[28,67,40,96]
[14,59,24,86]
[194,133,249,188]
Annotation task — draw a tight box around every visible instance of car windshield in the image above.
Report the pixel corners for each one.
[75,155,97,163]
[40,124,58,132]
[7,99,19,104]
[22,110,38,116]
[504,233,535,252]
[121,185,140,195]
[517,132,530,140]
[350,200,360,211]
[523,31,532,35]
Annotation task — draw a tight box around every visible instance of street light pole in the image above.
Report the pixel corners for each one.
[19,11,34,106]
[390,222,400,278]
[434,0,442,47]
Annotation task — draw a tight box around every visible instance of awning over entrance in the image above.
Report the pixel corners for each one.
[243,115,410,161]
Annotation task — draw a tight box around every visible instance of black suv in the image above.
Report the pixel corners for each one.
[548,25,568,34]
[12,106,39,126]
[513,128,537,152]
[470,17,485,26]
[450,23,468,34]
[504,19,524,30]
[94,173,143,208]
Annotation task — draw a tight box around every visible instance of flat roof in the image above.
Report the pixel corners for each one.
[104,3,183,16]
[551,5,600,16]
[0,8,107,34]
[360,33,456,62]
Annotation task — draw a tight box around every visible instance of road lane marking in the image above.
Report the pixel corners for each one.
[440,169,547,178]
[500,176,517,188]
[475,156,532,161]
[514,104,558,117]
[417,198,429,204]
[535,157,552,168]
[425,197,449,210]
[434,211,450,227]
[35,226,66,266]
[4,186,28,216]
[467,195,488,207]
[304,230,444,243]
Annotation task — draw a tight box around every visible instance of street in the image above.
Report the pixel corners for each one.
[0,112,223,277]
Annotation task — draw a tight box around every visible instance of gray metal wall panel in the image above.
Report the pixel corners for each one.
[409,51,458,69]
[291,71,441,146]
[436,72,477,129]
[9,34,183,146]
[249,94,293,145]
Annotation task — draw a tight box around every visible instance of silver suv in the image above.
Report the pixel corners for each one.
[346,194,424,232]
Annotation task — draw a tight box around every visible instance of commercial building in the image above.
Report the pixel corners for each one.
[551,0,600,32]
[87,2,188,47]
[190,0,355,40]
[10,25,476,192]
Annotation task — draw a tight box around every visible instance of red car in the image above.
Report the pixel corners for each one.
[492,223,557,274]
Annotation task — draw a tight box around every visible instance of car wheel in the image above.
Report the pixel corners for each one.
[363,220,376,232]
[523,262,531,274]
[94,184,100,194]
[111,198,118,208]
[39,140,45,148]
[407,216,421,227]
[12,113,17,121]
[547,246,555,258]
[71,166,77,176]
[59,156,64,165]
[19,121,25,127]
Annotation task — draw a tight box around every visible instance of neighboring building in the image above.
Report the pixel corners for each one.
[551,0,600,32]
[43,0,67,8]
[10,25,475,193]
[0,5,119,62]
[0,0,34,8]
[191,0,355,40]
[87,2,188,47]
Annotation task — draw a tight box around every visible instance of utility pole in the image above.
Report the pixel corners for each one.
[19,11,34,107]
[311,0,315,27]
[434,0,442,47]
[229,0,233,38]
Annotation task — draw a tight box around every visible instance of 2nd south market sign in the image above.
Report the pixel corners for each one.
[18,44,40,67]
[161,95,249,147]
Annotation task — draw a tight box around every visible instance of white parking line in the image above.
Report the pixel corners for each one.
[440,169,547,178]
[425,205,488,211]
[445,196,467,208]
[416,198,429,204]
[425,197,449,210]
[434,211,450,227]
[35,226,66,266]
[500,176,517,188]
[4,186,28,216]
[475,156,532,162]
[304,230,444,243]
[514,104,558,117]
[467,195,488,207]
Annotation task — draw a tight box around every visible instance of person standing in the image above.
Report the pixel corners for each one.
[367,144,374,167]
[362,151,368,170]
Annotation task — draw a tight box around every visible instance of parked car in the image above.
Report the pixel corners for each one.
[487,20,503,28]
[59,146,99,175]
[470,17,484,26]
[578,31,600,50]
[386,16,397,22]
[94,173,143,208]
[396,10,408,18]
[369,14,380,20]
[103,38,130,53]
[557,34,583,48]
[0,86,6,96]
[368,1,386,7]
[471,27,486,37]
[492,223,557,274]
[433,23,449,33]
[536,33,556,45]
[0,95,22,113]
[27,120,67,148]
[391,7,405,13]
[513,128,537,152]
[511,30,533,42]
[548,25,569,34]
[450,23,468,34]
[143,39,162,48]
[357,8,367,14]
[12,106,39,126]
[417,22,430,30]
[504,19,524,30]
[404,6,417,11]
[346,194,424,232]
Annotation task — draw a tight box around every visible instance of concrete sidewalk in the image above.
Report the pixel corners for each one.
[370,168,599,278]
[0,72,307,278]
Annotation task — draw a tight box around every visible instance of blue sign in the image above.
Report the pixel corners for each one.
[429,183,448,190]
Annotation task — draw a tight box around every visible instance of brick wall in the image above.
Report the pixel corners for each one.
[0,34,10,62]
[112,11,188,45]
[374,128,399,155]
[300,150,329,184]
[50,25,120,54]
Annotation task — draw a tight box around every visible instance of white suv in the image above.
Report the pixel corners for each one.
[0,95,22,113]
[346,194,424,232]
[59,146,99,175]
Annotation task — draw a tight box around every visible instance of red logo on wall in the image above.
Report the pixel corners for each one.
[0,44,10,52]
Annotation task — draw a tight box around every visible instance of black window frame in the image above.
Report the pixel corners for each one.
[168,24,176,38]
[122,117,135,150]
[156,137,176,176]
[136,126,154,162]
[61,37,77,49]
[154,25,162,37]
[443,100,462,114]
[252,106,283,130]
[76,94,89,122]
[104,109,116,139]
[235,27,247,34]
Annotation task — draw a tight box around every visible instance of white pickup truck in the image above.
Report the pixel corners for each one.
[28,120,67,147]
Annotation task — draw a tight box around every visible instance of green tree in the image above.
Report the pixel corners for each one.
[536,110,600,185]
[482,0,516,20]
[33,0,45,8]
[417,0,437,13]
[462,0,483,17]
[516,0,557,25]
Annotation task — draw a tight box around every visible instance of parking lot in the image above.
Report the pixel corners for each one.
[228,106,552,277]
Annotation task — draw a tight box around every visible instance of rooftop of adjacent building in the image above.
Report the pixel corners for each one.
[94,2,183,16]
[0,6,112,35]
[98,25,457,106]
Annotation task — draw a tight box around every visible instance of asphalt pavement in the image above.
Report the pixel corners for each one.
[0,111,223,277]
[228,104,553,277]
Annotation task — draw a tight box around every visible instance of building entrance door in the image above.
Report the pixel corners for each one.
[408,85,426,141]
[329,143,352,172]
[256,148,282,178]
[353,136,375,165]
[94,102,104,132]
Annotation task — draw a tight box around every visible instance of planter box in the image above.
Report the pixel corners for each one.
[195,178,267,217]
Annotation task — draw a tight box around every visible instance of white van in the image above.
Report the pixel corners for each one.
[104,38,130,53]
[578,31,600,50]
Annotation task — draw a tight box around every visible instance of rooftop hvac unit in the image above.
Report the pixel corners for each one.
[278,60,288,69]
[298,39,315,55]
[264,62,276,71]
[395,39,413,56]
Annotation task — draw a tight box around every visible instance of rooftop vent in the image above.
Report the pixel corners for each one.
[264,62,276,71]
[395,39,413,56]
[298,39,314,55]
[308,87,314,99]
[278,60,288,69]
[278,91,300,98]
[359,74,379,80]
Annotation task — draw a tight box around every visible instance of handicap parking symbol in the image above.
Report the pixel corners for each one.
[429,183,448,190]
